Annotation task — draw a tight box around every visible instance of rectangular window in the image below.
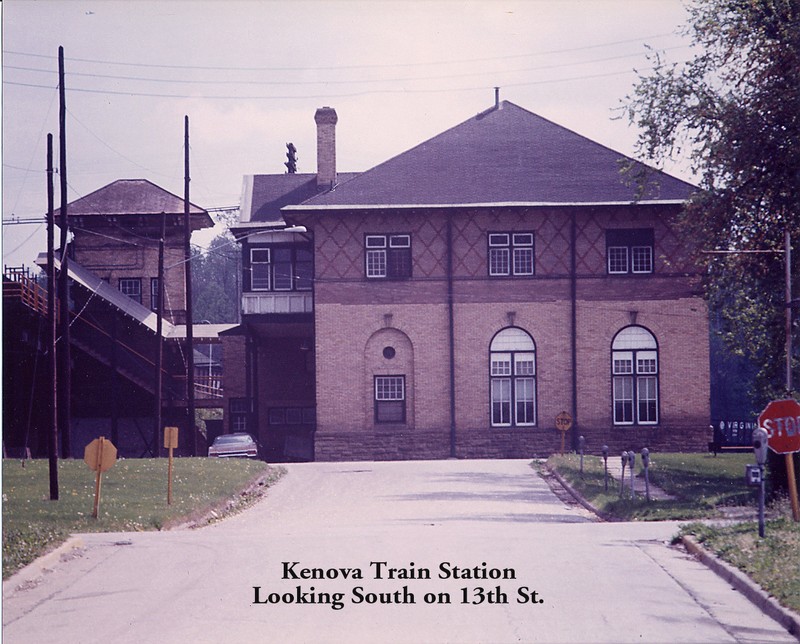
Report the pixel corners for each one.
[488,232,535,276]
[229,398,251,433]
[613,377,634,424]
[249,246,313,292]
[119,278,142,304]
[150,277,160,312]
[515,378,536,425]
[375,375,406,423]
[365,234,411,280]
[637,376,659,424]
[272,248,293,291]
[491,379,512,426]
[606,229,654,275]
[250,248,271,291]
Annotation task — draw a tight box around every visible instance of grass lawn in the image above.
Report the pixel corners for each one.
[544,451,800,614]
[679,518,800,614]
[2,457,284,579]
[544,452,755,521]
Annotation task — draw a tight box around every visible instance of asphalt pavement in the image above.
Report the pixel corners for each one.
[3,459,797,643]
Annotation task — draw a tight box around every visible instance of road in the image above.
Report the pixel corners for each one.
[3,459,795,643]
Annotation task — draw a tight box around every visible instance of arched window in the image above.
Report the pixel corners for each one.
[490,327,536,427]
[612,326,659,425]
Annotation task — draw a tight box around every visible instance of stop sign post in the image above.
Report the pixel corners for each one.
[84,437,117,519]
[758,399,800,521]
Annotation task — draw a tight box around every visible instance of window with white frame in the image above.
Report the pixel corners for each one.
[119,278,142,304]
[488,233,535,276]
[374,375,406,423]
[490,327,536,427]
[150,277,160,312]
[612,326,659,425]
[365,234,411,279]
[606,229,654,275]
[249,246,313,292]
[250,248,271,290]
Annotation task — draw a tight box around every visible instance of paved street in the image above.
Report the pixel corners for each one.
[3,459,795,643]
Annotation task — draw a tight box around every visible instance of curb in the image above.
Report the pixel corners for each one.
[680,536,800,640]
[2,535,85,599]
[544,465,617,522]
[544,464,800,640]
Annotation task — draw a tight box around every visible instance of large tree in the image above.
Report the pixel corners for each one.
[624,0,800,404]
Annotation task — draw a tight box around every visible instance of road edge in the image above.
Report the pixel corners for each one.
[680,535,800,640]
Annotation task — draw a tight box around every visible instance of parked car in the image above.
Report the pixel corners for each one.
[208,433,259,459]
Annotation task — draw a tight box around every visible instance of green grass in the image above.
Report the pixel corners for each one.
[544,452,755,521]
[2,457,284,579]
[679,517,800,614]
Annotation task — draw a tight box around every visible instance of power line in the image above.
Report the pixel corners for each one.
[4,46,688,88]
[4,65,658,100]
[2,33,678,72]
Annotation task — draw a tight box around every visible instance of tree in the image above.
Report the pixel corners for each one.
[623,0,800,404]
[192,232,240,324]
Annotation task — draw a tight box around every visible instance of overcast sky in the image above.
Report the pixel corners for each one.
[2,0,695,267]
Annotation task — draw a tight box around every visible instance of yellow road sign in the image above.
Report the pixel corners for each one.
[84,437,117,473]
[555,411,573,432]
[164,426,179,450]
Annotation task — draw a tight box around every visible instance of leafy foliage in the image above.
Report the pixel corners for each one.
[192,231,240,324]
[623,0,800,403]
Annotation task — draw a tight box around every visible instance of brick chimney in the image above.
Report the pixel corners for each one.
[314,106,338,190]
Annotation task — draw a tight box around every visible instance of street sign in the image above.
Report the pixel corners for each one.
[84,437,117,472]
[83,437,117,519]
[555,411,573,432]
[758,398,800,523]
[758,399,800,455]
[164,426,179,450]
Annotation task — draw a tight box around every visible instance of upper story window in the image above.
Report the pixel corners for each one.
[249,246,312,292]
[488,232,535,276]
[365,234,411,280]
[119,277,142,304]
[606,229,654,275]
[150,277,160,312]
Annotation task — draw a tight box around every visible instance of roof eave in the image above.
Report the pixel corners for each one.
[283,199,689,212]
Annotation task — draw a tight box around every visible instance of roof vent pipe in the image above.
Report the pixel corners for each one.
[494,87,500,108]
[314,106,338,190]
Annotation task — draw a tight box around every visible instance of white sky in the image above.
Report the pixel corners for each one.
[2,0,694,268]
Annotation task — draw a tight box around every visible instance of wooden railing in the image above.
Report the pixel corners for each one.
[3,266,53,319]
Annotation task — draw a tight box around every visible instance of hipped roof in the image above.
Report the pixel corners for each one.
[289,101,694,210]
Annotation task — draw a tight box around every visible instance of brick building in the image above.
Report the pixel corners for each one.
[228,100,710,461]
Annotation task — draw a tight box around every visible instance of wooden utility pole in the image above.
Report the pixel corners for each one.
[58,45,72,458]
[154,212,166,457]
[184,116,197,456]
[785,229,799,522]
[46,133,59,500]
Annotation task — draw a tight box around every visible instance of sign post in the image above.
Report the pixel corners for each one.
[164,426,179,505]
[555,411,572,456]
[758,399,800,522]
[83,437,117,519]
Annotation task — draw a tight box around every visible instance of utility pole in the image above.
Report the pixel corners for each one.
[154,212,165,457]
[58,45,72,458]
[46,133,59,500]
[786,228,793,394]
[184,116,197,456]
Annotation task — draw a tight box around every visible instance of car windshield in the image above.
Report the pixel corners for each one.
[213,435,253,445]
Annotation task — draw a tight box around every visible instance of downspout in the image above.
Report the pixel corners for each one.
[447,213,457,457]
[570,210,579,452]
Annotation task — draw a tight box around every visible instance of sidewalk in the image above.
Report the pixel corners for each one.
[604,458,675,500]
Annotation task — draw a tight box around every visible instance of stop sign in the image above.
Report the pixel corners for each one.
[758,399,800,455]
